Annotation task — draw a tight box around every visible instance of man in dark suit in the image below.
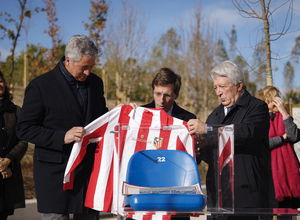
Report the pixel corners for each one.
[16,35,108,220]
[142,67,196,122]
[128,68,196,220]
[188,61,270,219]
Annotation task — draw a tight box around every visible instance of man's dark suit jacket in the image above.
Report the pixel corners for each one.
[16,62,108,214]
[199,90,271,209]
[142,101,196,122]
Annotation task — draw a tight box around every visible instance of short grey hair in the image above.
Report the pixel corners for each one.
[65,35,98,64]
[211,60,246,90]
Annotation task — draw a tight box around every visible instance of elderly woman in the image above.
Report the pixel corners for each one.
[0,71,28,220]
[257,86,300,211]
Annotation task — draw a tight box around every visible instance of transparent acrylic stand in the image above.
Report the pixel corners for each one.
[204,124,234,214]
[113,123,235,219]
[112,123,299,219]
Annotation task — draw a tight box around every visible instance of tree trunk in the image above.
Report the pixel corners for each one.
[9,0,27,85]
[260,0,273,86]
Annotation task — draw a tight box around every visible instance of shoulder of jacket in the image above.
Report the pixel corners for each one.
[89,73,102,82]
[142,101,154,108]
[176,106,196,118]
[249,95,268,108]
[237,91,266,108]
[32,70,54,82]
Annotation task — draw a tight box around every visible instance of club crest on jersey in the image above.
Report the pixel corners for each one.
[153,137,163,149]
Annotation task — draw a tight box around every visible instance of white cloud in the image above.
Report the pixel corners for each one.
[208,8,242,27]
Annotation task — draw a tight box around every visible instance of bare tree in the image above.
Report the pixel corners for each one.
[283,35,300,90]
[43,0,62,72]
[103,0,149,104]
[147,28,181,72]
[216,38,229,63]
[0,0,31,85]
[232,0,297,86]
[178,3,219,120]
[229,25,237,61]
[146,27,182,95]
[283,61,294,89]
[291,35,300,64]
[252,40,267,89]
[23,4,35,87]
[83,0,108,58]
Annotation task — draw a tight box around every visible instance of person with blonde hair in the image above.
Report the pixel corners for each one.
[257,86,300,211]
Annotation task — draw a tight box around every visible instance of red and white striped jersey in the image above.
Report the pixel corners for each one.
[63,105,195,217]
[218,124,234,209]
[219,124,234,173]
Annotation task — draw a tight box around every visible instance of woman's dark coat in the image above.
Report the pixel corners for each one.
[0,99,28,212]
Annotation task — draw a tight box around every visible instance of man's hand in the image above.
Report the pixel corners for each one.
[187,119,207,135]
[129,103,139,109]
[64,127,86,144]
[112,103,124,110]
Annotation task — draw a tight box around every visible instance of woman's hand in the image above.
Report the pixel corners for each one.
[1,167,12,179]
[0,157,11,173]
[283,133,287,141]
[273,97,289,118]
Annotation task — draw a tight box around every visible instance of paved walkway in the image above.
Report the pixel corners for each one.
[8,199,40,220]
[7,199,207,220]
[7,186,208,219]
[7,199,116,220]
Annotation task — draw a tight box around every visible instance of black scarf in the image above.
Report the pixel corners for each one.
[0,99,15,157]
[269,112,276,121]
[58,57,88,118]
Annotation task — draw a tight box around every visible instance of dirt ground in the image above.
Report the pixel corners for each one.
[21,143,35,199]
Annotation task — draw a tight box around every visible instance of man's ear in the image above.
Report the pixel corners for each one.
[65,57,71,67]
[238,81,243,92]
[174,93,179,100]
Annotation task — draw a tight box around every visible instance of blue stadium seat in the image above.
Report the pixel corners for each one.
[124,150,206,211]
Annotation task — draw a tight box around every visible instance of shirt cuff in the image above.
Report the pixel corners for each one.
[283,114,290,120]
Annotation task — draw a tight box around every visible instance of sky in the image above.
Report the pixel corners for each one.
[1,0,300,92]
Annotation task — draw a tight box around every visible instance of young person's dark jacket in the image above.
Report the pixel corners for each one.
[143,101,196,122]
